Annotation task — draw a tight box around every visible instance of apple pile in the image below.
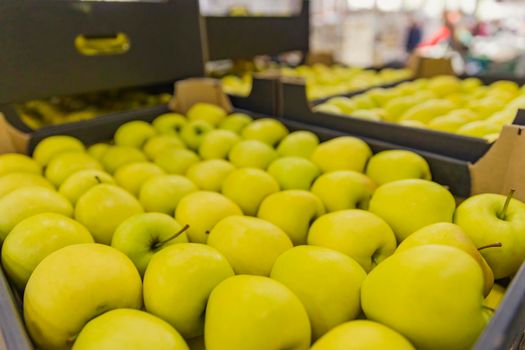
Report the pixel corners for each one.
[0,102,524,350]
[315,75,525,141]
[221,64,412,100]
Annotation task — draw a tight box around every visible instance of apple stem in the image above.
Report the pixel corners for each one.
[478,242,503,251]
[498,189,516,220]
[152,224,190,250]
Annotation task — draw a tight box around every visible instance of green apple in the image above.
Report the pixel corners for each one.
[187,103,227,126]
[143,135,185,160]
[277,131,320,158]
[267,156,320,190]
[152,113,187,135]
[311,320,416,350]
[325,97,356,114]
[114,121,157,148]
[350,94,376,109]
[349,109,382,121]
[308,209,396,272]
[383,97,418,122]
[45,151,102,187]
[139,174,198,214]
[427,75,461,97]
[396,222,494,296]
[489,80,519,95]
[0,172,54,198]
[208,216,292,276]
[484,284,506,311]
[367,87,401,107]
[361,245,489,350]
[427,114,467,133]
[59,169,114,205]
[154,148,200,174]
[369,179,456,242]
[462,77,483,92]
[221,168,279,216]
[271,246,366,340]
[258,190,325,245]
[454,192,525,279]
[457,121,502,138]
[0,186,73,240]
[313,103,342,115]
[180,120,214,150]
[401,99,455,123]
[186,159,235,192]
[0,154,42,177]
[241,118,288,146]
[100,146,147,174]
[311,136,372,173]
[75,184,144,244]
[24,244,142,350]
[218,113,253,134]
[87,143,110,161]
[175,191,242,243]
[468,97,506,119]
[199,129,240,160]
[72,309,189,350]
[365,150,431,185]
[114,162,165,196]
[143,243,234,338]
[205,275,311,350]
[33,135,85,166]
[1,213,93,289]
[228,140,278,169]
[310,170,376,212]
[112,213,189,275]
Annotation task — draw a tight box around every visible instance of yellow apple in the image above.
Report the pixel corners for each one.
[143,243,234,338]
[205,275,311,350]
[271,246,366,340]
[311,320,415,350]
[311,136,372,173]
[72,309,189,350]
[208,216,292,275]
[175,191,242,243]
[24,244,142,350]
[0,172,53,198]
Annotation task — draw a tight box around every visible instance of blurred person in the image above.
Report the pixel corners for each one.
[405,17,423,54]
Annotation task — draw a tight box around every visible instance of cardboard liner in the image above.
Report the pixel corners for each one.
[0,114,29,154]
[408,54,455,78]
[169,78,233,114]
[470,124,525,200]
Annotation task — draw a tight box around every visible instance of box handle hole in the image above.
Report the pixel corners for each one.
[75,33,130,56]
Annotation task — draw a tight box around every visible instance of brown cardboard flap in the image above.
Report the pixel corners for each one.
[470,124,525,201]
[0,114,29,154]
[169,78,233,114]
[408,53,454,78]
[307,52,335,66]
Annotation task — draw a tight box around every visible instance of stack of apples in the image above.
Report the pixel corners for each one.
[221,64,412,100]
[0,102,523,350]
[315,75,525,141]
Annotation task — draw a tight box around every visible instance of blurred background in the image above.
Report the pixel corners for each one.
[201,0,525,76]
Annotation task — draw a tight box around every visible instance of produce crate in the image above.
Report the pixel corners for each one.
[279,76,525,162]
[2,79,525,349]
[204,0,309,61]
[0,0,204,154]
